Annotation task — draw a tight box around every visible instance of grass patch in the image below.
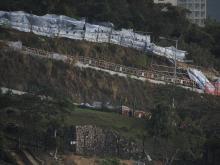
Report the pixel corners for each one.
[0,93,146,142]
[66,108,146,139]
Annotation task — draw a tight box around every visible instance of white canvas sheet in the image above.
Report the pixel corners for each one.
[187,68,215,92]
[0,11,188,62]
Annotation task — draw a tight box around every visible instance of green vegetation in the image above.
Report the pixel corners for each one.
[1,46,220,110]
[0,0,188,37]
[182,20,220,69]
[65,108,146,138]
[0,91,146,141]
[147,104,206,164]
[0,91,146,163]
[101,158,121,165]
[0,34,220,164]
[0,27,157,69]
[0,90,219,164]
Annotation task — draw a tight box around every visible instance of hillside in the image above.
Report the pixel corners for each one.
[1,38,219,109]
[0,34,220,163]
[0,92,146,164]
[0,86,219,165]
[0,27,154,69]
[0,0,220,165]
[0,0,220,70]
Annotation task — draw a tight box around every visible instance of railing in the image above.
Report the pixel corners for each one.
[149,64,189,78]
[21,46,196,89]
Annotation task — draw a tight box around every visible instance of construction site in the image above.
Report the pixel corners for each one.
[0,11,219,96]
[0,5,220,165]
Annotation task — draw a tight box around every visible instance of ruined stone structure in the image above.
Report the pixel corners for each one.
[73,125,142,159]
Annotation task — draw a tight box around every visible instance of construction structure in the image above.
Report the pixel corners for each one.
[154,0,207,27]
[1,41,208,93]
[0,10,219,96]
[0,11,187,62]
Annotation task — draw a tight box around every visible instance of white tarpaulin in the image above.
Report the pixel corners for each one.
[0,11,187,61]
[151,44,186,61]
[187,68,215,93]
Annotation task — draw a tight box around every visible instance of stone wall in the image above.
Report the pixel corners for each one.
[75,125,142,159]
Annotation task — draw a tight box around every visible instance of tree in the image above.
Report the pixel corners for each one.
[149,103,180,165]
[149,104,178,138]
[0,126,4,149]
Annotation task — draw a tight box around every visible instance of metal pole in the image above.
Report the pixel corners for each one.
[174,40,178,84]
[158,36,179,84]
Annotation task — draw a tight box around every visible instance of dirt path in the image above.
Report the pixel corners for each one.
[63,154,134,165]
[23,150,39,165]
[10,151,25,165]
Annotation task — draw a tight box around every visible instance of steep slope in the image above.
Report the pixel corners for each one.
[1,45,220,110]
[0,0,219,70]
[0,27,156,69]
[0,12,219,95]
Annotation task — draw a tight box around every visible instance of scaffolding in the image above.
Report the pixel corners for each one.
[21,46,196,89]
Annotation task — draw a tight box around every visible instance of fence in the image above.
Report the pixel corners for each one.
[149,64,189,79]
[21,46,196,89]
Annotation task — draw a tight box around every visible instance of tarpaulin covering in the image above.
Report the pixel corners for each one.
[151,44,186,61]
[214,78,220,95]
[0,11,187,61]
[187,68,215,93]
[3,11,220,95]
